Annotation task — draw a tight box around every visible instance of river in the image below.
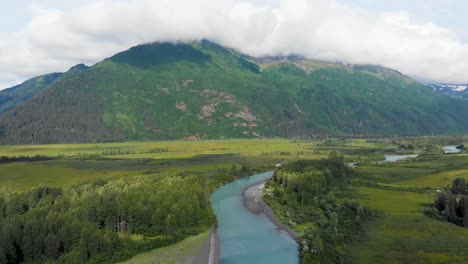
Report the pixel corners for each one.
[383,154,418,162]
[443,145,462,154]
[211,171,299,263]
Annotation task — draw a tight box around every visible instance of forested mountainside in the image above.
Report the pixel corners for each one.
[0,64,88,115]
[1,40,468,144]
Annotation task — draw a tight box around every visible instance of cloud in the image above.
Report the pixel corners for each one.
[1,0,468,89]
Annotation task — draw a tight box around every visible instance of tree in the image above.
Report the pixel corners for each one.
[0,196,5,220]
[230,164,238,177]
[447,196,457,220]
[165,214,175,236]
[464,197,468,228]
[0,247,6,264]
[44,234,61,259]
[435,192,447,211]
[75,238,89,263]
[451,178,466,195]
[310,235,324,253]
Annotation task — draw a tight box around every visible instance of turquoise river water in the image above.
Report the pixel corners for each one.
[211,171,299,263]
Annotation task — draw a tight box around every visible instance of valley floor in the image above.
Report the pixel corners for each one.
[1,138,467,263]
[349,155,468,263]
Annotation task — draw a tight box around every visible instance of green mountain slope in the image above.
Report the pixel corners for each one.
[0,64,88,115]
[0,40,467,144]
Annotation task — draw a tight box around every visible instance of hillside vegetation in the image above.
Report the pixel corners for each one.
[0,64,88,115]
[1,41,468,144]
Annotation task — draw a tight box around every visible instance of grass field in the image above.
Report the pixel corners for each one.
[351,187,468,263]
[0,161,135,191]
[2,138,468,263]
[350,154,468,263]
[119,230,212,264]
[0,138,390,160]
[0,139,389,191]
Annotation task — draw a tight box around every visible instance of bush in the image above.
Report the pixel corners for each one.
[424,178,468,228]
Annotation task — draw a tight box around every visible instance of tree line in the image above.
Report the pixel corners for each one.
[0,174,215,263]
[0,156,55,164]
[272,152,354,200]
[266,153,371,263]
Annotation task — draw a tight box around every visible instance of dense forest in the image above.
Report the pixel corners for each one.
[424,178,468,228]
[0,174,215,263]
[265,154,371,263]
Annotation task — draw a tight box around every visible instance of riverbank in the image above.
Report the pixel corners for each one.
[243,179,301,242]
[119,229,219,264]
[193,229,220,264]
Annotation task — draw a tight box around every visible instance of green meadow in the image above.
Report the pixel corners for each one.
[1,138,467,263]
[0,138,387,191]
[0,161,133,191]
[0,138,382,159]
[119,231,212,264]
[350,154,468,263]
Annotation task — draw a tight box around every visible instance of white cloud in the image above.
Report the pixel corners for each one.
[1,0,468,89]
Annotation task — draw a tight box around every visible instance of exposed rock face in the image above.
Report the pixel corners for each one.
[195,90,259,127]
[176,101,187,112]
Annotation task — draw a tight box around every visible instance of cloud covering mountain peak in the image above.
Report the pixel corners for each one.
[1,0,468,89]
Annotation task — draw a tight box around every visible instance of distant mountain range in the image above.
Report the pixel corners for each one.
[0,64,88,115]
[0,64,87,115]
[428,83,468,99]
[1,40,468,144]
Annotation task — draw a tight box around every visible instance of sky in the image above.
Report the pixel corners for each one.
[1,0,468,89]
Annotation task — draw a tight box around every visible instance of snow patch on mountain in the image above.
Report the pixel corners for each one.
[428,83,468,98]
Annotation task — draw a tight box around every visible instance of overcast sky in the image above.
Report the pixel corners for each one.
[1,0,468,89]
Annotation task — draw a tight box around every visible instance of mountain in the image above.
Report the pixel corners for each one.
[1,40,468,144]
[428,83,468,99]
[0,64,88,115]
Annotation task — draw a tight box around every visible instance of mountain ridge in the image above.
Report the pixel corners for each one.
[428,83,468,99]
[0,40,467,144]
[0,64,89,115]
